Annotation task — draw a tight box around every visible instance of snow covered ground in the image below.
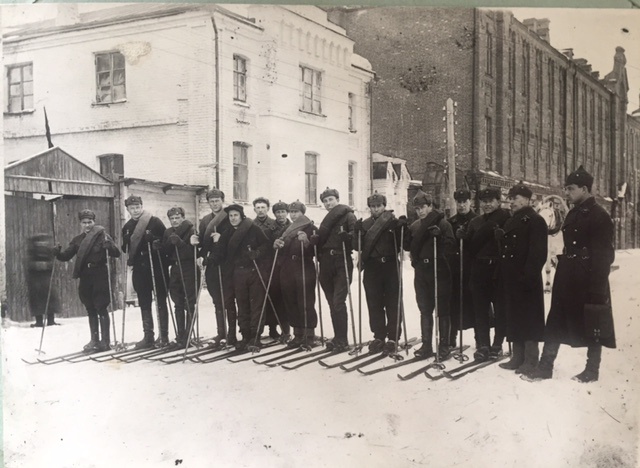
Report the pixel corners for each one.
[3,251,640,468]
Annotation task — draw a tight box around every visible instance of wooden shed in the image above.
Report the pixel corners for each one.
[4,147,116,322]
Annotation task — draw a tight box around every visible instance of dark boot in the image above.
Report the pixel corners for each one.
[83,316,100,352]
[157,303,169,346]
[279,322,291,343]
[473,346,490,362]
[499,342,525,370]
[516,341,539,375]
[135,309,155,350]
[227,309,238,346]
[287,327,305,349]
[416,314,434,358]
[521,341,559,382]
[302,329,317,348]
[31,315,44,328]
[368,338,385,354]
[269,325,281,341]
[438,316,451,359]
[97,314,111,352]
[175,307,186,346]
[46,313,58,326]
[572,345,601,383]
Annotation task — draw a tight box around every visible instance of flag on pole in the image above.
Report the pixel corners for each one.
[44,107,54,148]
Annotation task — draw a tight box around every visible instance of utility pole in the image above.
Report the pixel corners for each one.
[445,98,457,216]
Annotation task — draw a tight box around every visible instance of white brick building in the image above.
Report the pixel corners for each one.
[3,4,374,220]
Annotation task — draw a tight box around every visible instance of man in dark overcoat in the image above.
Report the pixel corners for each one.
[496,184,547,375]
[403,191,456,359]
[121,195,170,349]
[27,234,60,327]
[460,187,510,361]
[54,210,120,352]
[523,166,616,383]
[447,188,478,348]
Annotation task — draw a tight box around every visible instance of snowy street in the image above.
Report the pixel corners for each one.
[2,251,639,468]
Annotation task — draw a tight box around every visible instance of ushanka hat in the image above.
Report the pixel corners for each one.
[507,183,533,199]
[453,188,471,202]
[124,195,143,207]
[367,192,387,207]
[206,188,225,201]
[412,190,433,207]
[167,206,185,217]
[78,209,96,221]
[252,197,270,207]
[288,200,306,214]
[224,204,246,219]
[565,165,594,191]
[478,186,502,201]
[320,187,339,202]
[272,200,289,213]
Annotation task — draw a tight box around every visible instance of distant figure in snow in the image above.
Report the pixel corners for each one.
[27,233,60,327]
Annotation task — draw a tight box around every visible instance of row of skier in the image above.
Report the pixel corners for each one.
[47,165,616,383]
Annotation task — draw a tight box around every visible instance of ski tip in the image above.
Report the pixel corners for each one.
[397,373,407,380]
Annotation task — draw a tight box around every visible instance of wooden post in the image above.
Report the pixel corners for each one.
[445,98,457,216]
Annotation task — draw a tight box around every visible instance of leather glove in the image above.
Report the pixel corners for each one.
[273,238,285,250]
[297,231,309,243]
[309,233,320,246]
[102,235,115,250]
[248,249,259,261]
[456,227,467,240]
[494,228,505,241]
[190,234,200,246]
[427,225,441,237]
[151,239,161,252]
[205,255,216,266]
[169,234,182,246]
[51,245,62,257]
[354,218,363,234]
[338,230,351,243]
[397,215,408,228]
[143,230,154,242]
[211,232,221,243]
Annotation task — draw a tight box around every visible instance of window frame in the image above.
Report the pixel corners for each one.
[348,161,356,207]
[6,62,34,114]
[305,152,318,205]
[233,142,249,202]
[348,92,356,132]
[94,51,126,105]
[300,65,323,115]
[233,55,247,103]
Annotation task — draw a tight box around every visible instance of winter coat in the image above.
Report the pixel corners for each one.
[544,197,616,348]
[498,206,547,342]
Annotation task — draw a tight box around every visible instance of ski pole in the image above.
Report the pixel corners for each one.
[453,238,469,362]
[433,235,444,369]
[312,230,325,346]
[213,226,229,346]
[357,229,362,351]
[147,238,161,346]
[194,195,201,341]
[248,246,283,331]
[179,244,200,362]
[121,267,128,349]
[156,250,178,338]
[250,249,279,352]
[36,256,57,355]
[300,239,311,350]
[106,249,118,347]
[392,226,408,357]
[340,226,357,353]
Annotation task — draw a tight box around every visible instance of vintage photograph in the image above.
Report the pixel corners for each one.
[1,3,639,467]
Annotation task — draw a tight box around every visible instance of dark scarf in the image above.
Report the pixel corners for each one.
[73,225,105,279]
[318,204,353,248]
[128,211,152,259]
[280,215,313,248]
[409,211,443,261]
[204,210,228,239]
[361,211,395,262]
[227,218,254,260]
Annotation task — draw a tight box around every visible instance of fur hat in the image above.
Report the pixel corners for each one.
[124,195,143,207]
[224,204,246,219]
[320,187,339,202]
[78,209,96,221]
[453,189,471,202]
[167,206,186,218]
[252,197,270,207]
[206,188,225,201]
[507,183,533,199]
[478,187,502,201]
[412,190,433,207]
[288,200,306,214]
[565,165,594,191]
[367,192,387,207]
[272,200,289,213]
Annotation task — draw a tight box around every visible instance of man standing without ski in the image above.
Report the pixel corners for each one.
[447,188,478,348]
[274,200,317,348]
[121,195,170,349]
[459,187,510,361]
[355,192,402,354]
[311,188,357,352]
[194,189,236,346]
[403,191,456,359]
[496,184,547,375]
[53,210,120,352]
[212,204,270,350]
[523,166,616,383]
[162,207,199,348]
[252,197,283,340]
[27,234,60,327]
[269,200,292,341]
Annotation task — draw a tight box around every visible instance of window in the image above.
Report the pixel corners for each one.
[348,93,356,131]
[508,32,516,90]
[348,161,356,207]
[233,55,247,102]
[233,142,249,201]
[95,51,126,104]
[6,63,34,113]
[523,42,529,97]
[300,66,322,114]
[536,51,542,104]
[305,152,318,204]
[486,31,493,76]
[485,116,493,170]
[548,60,554,110]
